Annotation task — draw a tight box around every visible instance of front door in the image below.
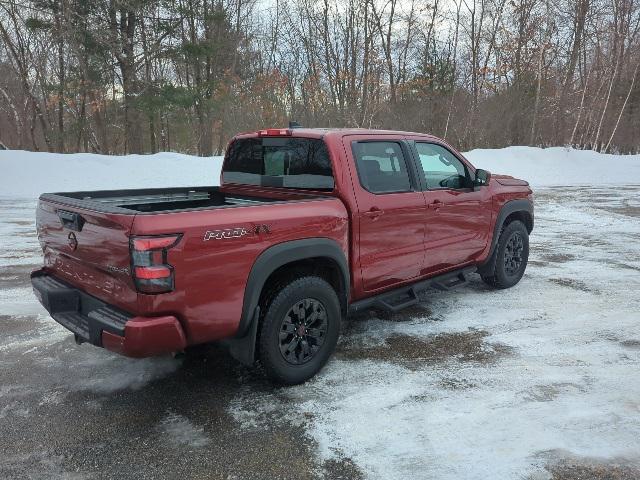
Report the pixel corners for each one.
[343,136,427,292]
[410,140,492,273]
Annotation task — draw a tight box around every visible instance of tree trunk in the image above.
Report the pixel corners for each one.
[56,1,65,153]
[109,3,143,154]
[122,62,144,154]
[197,106,213,156]
[556,0,589,143]
[530,42,545,145]
[604,60,639,153]
[0,85,24,149]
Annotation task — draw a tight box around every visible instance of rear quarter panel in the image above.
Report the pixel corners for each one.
[130,198,349,345]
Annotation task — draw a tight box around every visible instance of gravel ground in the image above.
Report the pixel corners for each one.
[1,187,639,479]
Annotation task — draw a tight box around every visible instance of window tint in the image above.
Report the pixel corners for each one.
[223,137,334,190]
[352,142,412,194]
[415,143,470,190]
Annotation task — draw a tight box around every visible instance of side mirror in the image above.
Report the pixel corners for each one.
[473,169,491,189]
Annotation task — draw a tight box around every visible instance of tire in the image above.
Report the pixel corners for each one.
[481,220,529,289]
[258,276,341,385]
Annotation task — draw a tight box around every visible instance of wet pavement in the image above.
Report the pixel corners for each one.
[1,187,639,479]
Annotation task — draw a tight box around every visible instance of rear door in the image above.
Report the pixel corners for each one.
[342,135,427,292]
[36,199,138,310]
[407,140,492,273]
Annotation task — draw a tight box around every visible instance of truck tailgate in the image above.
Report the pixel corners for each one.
[36,198,138,311]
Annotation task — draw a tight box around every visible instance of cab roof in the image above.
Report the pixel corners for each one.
[233,127,441,141]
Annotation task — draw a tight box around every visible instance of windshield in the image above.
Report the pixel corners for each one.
[223,137,334,190]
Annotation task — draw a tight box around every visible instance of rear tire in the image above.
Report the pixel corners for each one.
[258,276,341,385]
[481,220,529,289]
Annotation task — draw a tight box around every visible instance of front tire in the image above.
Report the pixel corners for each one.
[258,276,341,385]
[481,220,529,289]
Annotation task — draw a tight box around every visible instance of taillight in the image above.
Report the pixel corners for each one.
[132,236,179,251]
[134,265,172,279]
[130,234,181,294]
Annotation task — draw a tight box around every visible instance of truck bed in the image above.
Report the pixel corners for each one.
[39,186,304,214]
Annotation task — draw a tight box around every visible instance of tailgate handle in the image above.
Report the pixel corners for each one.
[58,210,85,232]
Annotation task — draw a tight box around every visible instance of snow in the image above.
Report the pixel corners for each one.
[159,412,211,448]
[1,146,639,198]
[0,150,223,198]
[465,146,640,187]
[1,146,640,478]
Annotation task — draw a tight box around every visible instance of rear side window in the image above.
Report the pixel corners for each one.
[223,137,334,190]
[352,141,412,194]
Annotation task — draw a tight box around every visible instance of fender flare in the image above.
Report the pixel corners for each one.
[480,199,534,272]
[236,237,349,339]
[226,238,349,366]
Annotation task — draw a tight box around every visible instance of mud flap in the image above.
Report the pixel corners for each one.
[477,240,499,277]
[225,306,260,366]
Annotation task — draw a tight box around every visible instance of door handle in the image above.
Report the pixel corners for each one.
[363,207,384,219]
[429,200,443,211]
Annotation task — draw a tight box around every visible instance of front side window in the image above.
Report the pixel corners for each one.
[223,137,334,190]
[352,141,412,194]
[415,143,471,190]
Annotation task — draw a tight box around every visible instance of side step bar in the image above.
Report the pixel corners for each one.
[349,266,477,314]
[431,270,469,291]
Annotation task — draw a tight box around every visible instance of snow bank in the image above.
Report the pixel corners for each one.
[0,150,223,198]
[465,146,640,187]
[1,146,639,198]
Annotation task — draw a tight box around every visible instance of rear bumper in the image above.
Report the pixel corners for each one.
[31,269,186,358]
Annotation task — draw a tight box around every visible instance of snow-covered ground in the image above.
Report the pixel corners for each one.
[1,147,639,479]
[231,185,640,479]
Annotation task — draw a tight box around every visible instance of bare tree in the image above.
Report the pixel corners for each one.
[1,0,639,153]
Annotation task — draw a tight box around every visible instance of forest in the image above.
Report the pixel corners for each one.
[0,0,639,155]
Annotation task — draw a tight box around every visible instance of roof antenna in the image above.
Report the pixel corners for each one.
[289,121,302,129]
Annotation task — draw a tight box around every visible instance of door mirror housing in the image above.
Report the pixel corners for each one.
[473,169,491,189]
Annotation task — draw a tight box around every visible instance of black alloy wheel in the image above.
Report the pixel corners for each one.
[258,276,341,385]
[480,220,529,289]
[278,298,328,365]
[503,231,525,276]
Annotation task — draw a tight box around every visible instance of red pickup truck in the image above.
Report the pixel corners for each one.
[32,127,533,384]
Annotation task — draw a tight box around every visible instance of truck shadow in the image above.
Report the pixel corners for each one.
[0,330,361,479]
